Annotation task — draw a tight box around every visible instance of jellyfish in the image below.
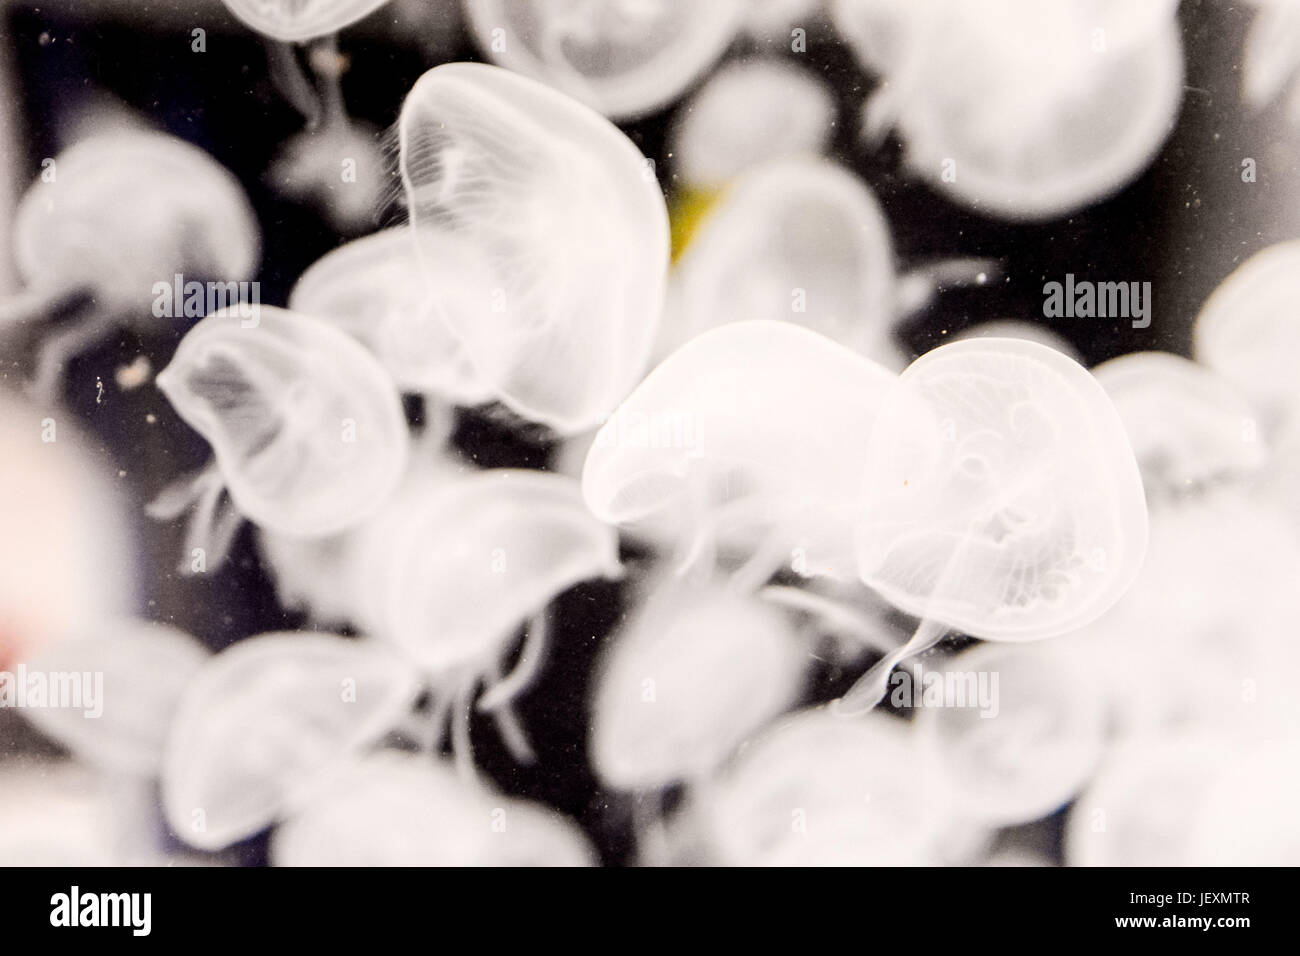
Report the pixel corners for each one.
[20,620,210,778]
[696,706,952,865]
[397,62,670,434]
[374,469,622,774]
[462,0,745,120]
[0,762,124,865]
[582,320,898,586]
[665,157,994,370]
[288,227,493,411]
[218,0,392,42]
[1065,734,1234,866]
[831,0,1184,220]
[1241,0,1300,123]
[271,751,596,866]
[1,129,259,398]
[1193,240,1300,437]
[950,320,1082,364]
[589,578,806,792]
[667,57,837,193]
[840,337,1149,713]
[161,632,420,851]
[914,641,1106,828]
[1092,351,1266,500]
[150,305,409,572]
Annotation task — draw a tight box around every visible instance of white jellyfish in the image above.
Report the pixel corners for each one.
[376,469,622,773]
[161,632,419,851]
[1,129,259,397]
[841,337,1148,712]
[0,762,126,866]
[832,0,1184,220]
[1193,240,1300,436]
[272,751,596,866]
[696,705,952,865]
[1092,350,1266,499]
[218,0,392,42]
[589,578,806,791]
[1241,0,1300,123]
[150,305,409,572]
[397,62,670,434]
[950,320,1083,364]
[20,620,211,778]
[914,641,1106,828]
[462,0,745,120]
[582,320,897,585]
[665,157,994,369]
[288,227,492,407]
[668,57,837,192]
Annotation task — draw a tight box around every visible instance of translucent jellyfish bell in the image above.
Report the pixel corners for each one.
[582,320,897,579]
[916,642,1106,828]
[152,305,408,568]
[668,158,898,364]
[832,0,1184,220]
[1093,351,1266,498]
[589,579,805,790]
[21,621,210,778]
[272,751,596,866]
[462,0,745,120]
[843,337,1148,711]
[668,58,837,191]
[161,632,419,851]
[950,320,1082,364]
[397,62,670,434]
[288,228,492,404]
[218,0,391,42]
[698,706,951,865]
[1193,240,1300,435]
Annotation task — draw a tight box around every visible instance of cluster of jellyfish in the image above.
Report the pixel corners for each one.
[1,0,1299,867]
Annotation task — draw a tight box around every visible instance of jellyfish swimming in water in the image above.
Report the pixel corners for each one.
[695,705,952,865]
[20,620,210,778]
[1092,350,1266,500]
[665,157,995,370]
[462,0,746,121]
[840,336,1149,713]
[374,469,622,775]
[271,750,596,866]
[0,128,259,399]
[150,304,409,573]
[582,320,898,586]
[397,61,670,434]
[589,577,806,793]
[161,631,420,851]
[1193,240,1300,437]
[831,0,1184,220]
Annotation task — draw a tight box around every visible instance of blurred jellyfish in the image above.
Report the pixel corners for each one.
[832,0,1184,220]
[377,469,621,773]
[1093,351,1266,500]
[218,0,392,42]
[950,320,1082,364]
[1066,734,1233,866]
[1188,738,1300,865]
[666,157,993,369]
[582,320,897,585]
[288,227,492,409]
[696,706,951,865]
[1,130,259,397]
[272,751,596,866]
[0,391,133,667]
[589,578,806,792]
[150,305,408,573]
[668,58,837,192]
[915,641,1106,828]
[1193,240,1300,436]
[1241,0,1300,123]
[397,62,670,434]
[161,632,419,851]
[20,620,210,778]
[841,337,1148,712]
[0,762,126,865]
[462,0,745,120]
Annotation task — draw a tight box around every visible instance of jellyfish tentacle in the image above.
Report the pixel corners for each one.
[264,37,323,128]
[450,677,479,784]
[491,704,537,766]
[896,257,1001,319]
[25,310,116,404]
[759,585,899,656]
[477,613,549,713]
[0,285,78,328]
